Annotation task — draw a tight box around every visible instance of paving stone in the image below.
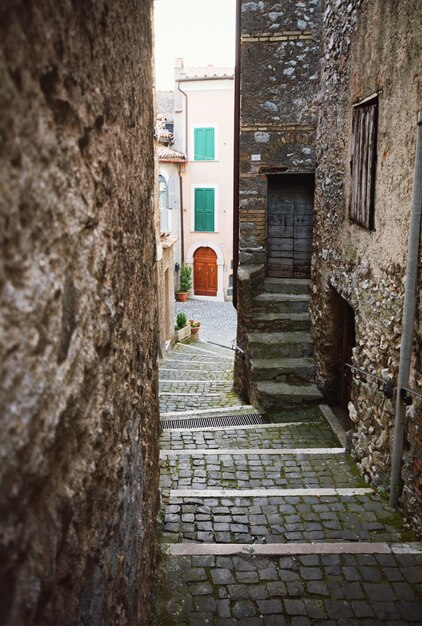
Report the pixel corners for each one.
[190,582,213,596]
[194,596,217,612]
[398,601,422,622]
[303,599,326,619]
[299,567,323,581]
[286,582,305,598]
[228,585,250,601]
[284,599,307,616]
[257,599,284,614]
[351,600,374,618]
[183,568,207,582]
[232,600,258,618]
[291,618,311,626]
[216,599,231,618]
[191,555,215,567]
[306,581,330,597]
[212,569,235,585]
[259,566,278,581]
[267,581,287,597]
[248,585,269,600]
[237,572,259,584]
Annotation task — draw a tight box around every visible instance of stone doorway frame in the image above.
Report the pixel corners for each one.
[186,240,225,301]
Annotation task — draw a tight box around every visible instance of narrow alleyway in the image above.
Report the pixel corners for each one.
[154,339,422,625]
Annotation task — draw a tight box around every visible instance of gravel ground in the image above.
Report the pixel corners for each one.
[175,299,237,348]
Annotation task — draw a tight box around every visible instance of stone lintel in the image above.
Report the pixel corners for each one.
[241,32,313,43]
[240,125,315,133]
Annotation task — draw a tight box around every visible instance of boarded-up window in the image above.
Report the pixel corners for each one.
[350,98,378,229]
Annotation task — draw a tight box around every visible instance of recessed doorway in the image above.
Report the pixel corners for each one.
[193,247,218,297]
[267,174,315,278]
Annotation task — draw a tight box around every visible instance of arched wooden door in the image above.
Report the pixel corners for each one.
[193,247,217,296]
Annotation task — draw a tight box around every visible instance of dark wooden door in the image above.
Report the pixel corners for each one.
[339,299,356,410]
[194,247,217,296]
[267,174,314,278]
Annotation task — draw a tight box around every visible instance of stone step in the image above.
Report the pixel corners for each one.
[154,550,422,625]
[251,381,323,412]
[263,277,311,295]
[254,293,310,314]
[247,331,314,359]
[161,492,411,545]
[159,369,233,381]
[250,357,316,383]
[160,420,338,450]
[252,312,311,332]
[159,450,359,492]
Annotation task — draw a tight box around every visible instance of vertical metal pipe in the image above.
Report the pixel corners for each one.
[389,112,422,507]
[177,82,188,266]
[232,0,241,308]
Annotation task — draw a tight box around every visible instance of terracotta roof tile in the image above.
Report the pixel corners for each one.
[157,146,186,161]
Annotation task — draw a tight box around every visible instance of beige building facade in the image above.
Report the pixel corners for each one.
[174,60,234,301]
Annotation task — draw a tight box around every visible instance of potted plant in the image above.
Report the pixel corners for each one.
[176,265,192,302]
[189,319,201,336]
[174,311,191,342]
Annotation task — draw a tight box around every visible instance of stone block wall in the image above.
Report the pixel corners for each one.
[0,1,159,624]
[238,0,321,263]
[311,0,422,531]
[234,0,321,396]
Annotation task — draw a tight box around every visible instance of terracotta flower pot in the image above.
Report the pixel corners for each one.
[176,292,188,302]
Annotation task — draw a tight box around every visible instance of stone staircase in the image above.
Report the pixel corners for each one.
[246,277,323,418]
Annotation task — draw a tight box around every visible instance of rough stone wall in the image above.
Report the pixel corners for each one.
[238,0,321,266]
[234,0,321,395]
[311,0,422,531]
[0,1,159,624]
[157,238,176,356]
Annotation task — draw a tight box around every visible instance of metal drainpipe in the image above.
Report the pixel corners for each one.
[179,163,185,266]
[177,81,188,267]
[232,0,241,309]
[389,112,422,507]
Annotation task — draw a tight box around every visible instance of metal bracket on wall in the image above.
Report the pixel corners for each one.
[345,363,394,399]
[400,385,422,405]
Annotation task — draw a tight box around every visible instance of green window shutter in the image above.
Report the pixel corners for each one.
[195,188,215,231]
[194,128,215,160]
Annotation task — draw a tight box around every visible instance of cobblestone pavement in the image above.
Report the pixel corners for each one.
[155,341,422,624]
[175,300,237,348]
[159,342,243,415]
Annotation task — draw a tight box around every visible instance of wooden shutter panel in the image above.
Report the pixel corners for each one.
[204,188,215,231]
[168,175,177,209]
[195,188,215,231]
[350,101,378,229]
[195,188,204,230]
[204,128,215,160]
[194,128,215,160]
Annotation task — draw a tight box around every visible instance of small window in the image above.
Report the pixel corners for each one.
[159,175,170,232]
[350,97,378,229]
[194,188,215,232]
[194,127,215,161]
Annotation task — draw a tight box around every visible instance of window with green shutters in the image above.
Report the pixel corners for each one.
[194,127,215,161]
[194,188,215,232]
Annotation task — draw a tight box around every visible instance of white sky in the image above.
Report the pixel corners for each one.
[153,0,236,91]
